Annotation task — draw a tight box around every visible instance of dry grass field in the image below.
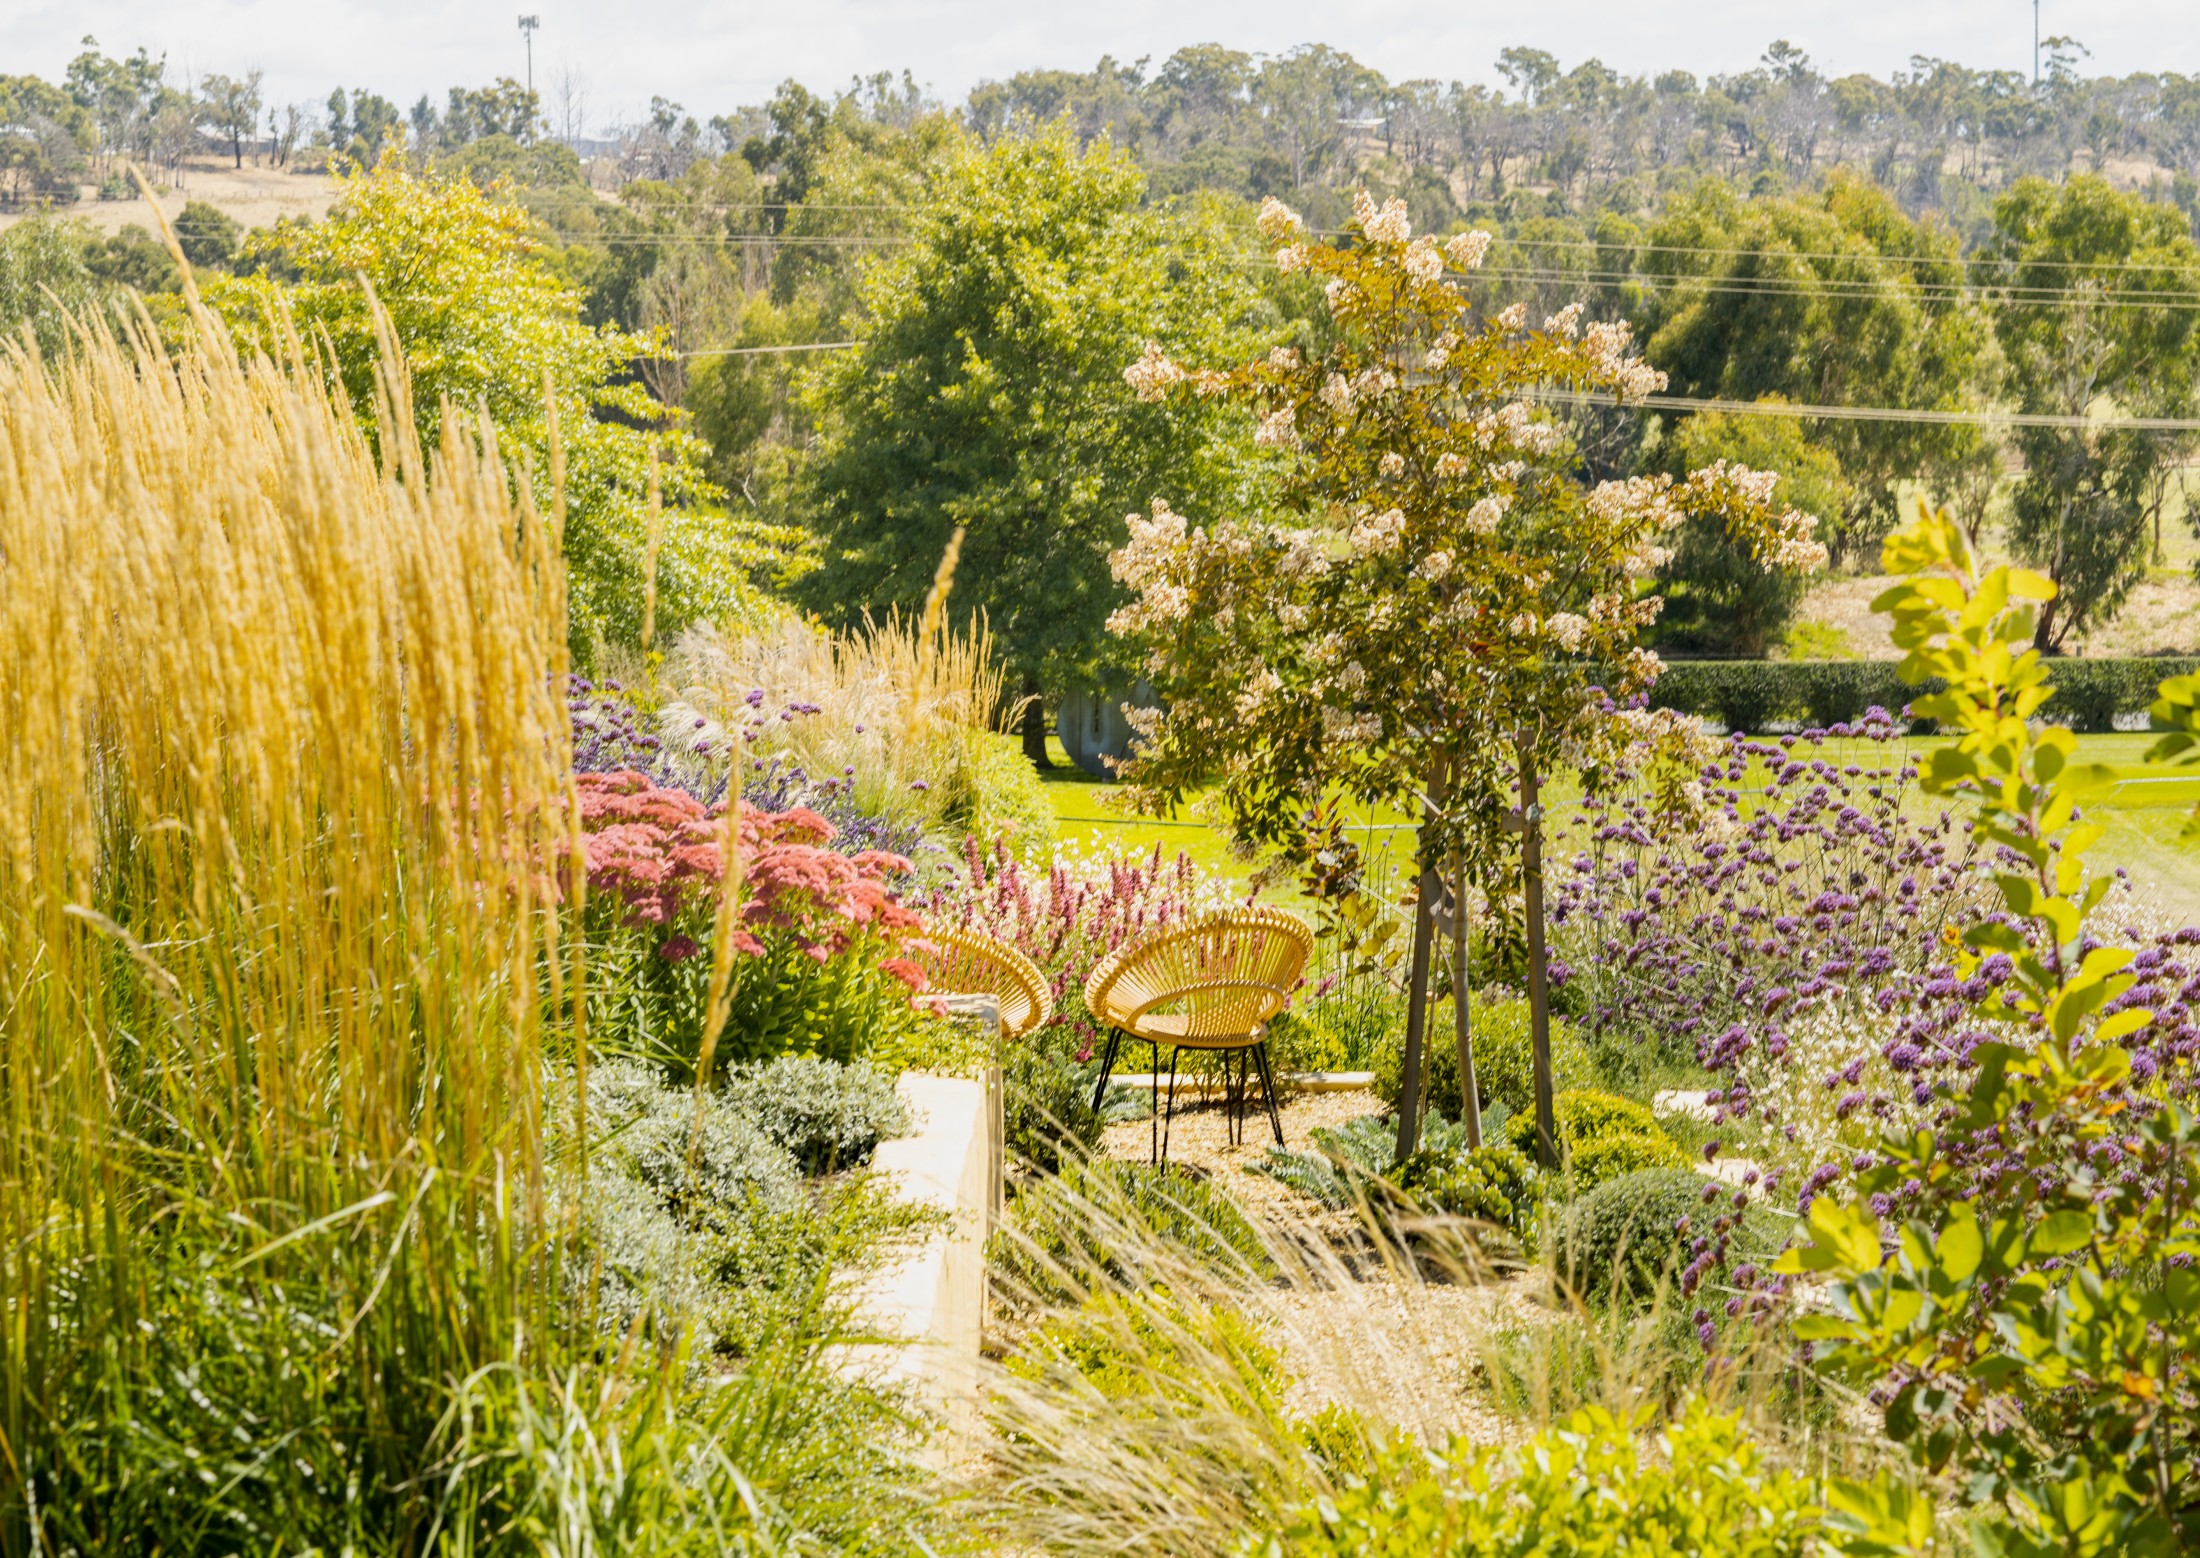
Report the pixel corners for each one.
[0,158,340,236]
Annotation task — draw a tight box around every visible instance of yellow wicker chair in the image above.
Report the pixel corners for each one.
[1083,905,1313,1162]
[908,924,1053,1041]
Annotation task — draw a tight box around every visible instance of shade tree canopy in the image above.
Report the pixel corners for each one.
[795,123,1274,749]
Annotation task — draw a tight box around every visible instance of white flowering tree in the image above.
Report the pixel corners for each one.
[1111,190,1827,1161]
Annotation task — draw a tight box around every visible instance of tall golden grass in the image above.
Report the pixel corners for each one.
[0,299,577,1540]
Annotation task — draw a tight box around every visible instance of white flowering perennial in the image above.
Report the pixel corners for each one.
[1402,237,1443,284]
[1464,494,1509,534]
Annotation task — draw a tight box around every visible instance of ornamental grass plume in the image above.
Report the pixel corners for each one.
[663,598,1049,853]
[0,295,585,1541]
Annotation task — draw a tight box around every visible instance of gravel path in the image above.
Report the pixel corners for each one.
[1099,1083,1552,1444]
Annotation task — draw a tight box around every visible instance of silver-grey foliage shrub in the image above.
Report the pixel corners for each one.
[720,1053,911,1176]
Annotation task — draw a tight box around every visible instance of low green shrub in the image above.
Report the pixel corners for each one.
[1393,1142,1540,1236]
[1551,1166,1787,1303]
[1002,1023,1111,1172]
[1505,1088,1687,1194]
[705,941,936,1072]
[942,729,1054,852]
[576,1060,934,1356]
[1251,1399,1826,1556]
[994,1158,1274,1307]
[719,1054,911,1175]
[1371,993,1595,1120]
[1248,1110,1466,1208]
[1269,975,1408,1072]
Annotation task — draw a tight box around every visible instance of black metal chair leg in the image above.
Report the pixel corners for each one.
[1160,1046,1182,1162]
[1150,1039,1161,1164]
[1090,1027,1124,1114]
[1252,1040,1284,1146]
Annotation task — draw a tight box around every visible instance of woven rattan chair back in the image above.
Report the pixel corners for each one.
[910,924,1053,1041]
[1084,904,1312,1050]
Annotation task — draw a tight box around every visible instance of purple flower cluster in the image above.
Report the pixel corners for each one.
[570,675,726,800]
[1554,712,1981,1121]
[740,754,930,861]
[568,676,928,863]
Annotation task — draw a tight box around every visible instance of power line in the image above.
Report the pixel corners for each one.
[1538,387,2200,433]
[679,339,857,358]
[651,335,2200,431]
[534,229,2200,310]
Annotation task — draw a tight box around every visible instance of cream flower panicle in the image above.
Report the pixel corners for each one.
[1402,237,1443,284]
[1275,243,1309,273]
[1543,302,1585,338]
[1415,549,1454,582]
[1546,611,1590,652]
[1254,406,1300,449]
[1256,196,1304,242]
[1465,494,1510,534]
[1268,345,1301,370]
[1321,705,1384,745]
[1352,189,1412,245]
[1495,301,1528,332]
[1349,506,1409,554]
[1379,451,1406,478]
[1445,229,1493,270]
[1123,342,1185,403]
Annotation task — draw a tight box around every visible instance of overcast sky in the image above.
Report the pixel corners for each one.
[4,1,2182,135]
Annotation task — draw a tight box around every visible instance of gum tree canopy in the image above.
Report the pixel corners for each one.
[1108,190,1825,1160]
[795,123,1270,763]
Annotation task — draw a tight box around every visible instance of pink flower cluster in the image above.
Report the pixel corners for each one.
[574,770,923,977]
[577,770,723,929]
[931,838,1238,1055]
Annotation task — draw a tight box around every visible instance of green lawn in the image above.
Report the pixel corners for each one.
[1042,732,2200,920]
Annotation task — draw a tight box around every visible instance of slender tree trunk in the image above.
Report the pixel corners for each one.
[1519,747,1557,1170]
[1392,867,1439,1163]
[1452,852,1482,1148]
[1393,762,1450,1161]
[1020,680,1055,770]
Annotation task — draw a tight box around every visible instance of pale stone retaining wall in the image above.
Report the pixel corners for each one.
[852,1071,998,1439]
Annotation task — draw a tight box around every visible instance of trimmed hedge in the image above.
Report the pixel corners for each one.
[1643,656,2198,734]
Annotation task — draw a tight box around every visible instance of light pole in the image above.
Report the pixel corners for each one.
[2033,0,2040,86]
[519,14,540,98]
